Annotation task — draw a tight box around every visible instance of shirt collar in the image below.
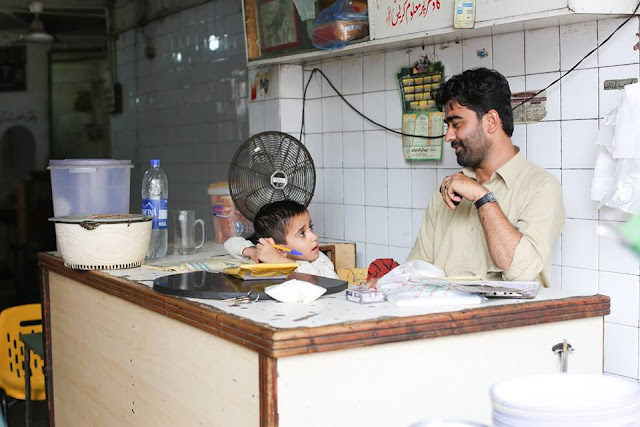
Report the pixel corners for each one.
[459,146,523,190]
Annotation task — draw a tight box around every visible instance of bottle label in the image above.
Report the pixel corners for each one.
[142,199,168,230]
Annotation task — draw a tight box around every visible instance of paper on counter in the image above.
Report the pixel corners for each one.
[265,279,327,303]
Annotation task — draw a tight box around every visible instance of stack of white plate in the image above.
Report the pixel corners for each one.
[491,374,640,426]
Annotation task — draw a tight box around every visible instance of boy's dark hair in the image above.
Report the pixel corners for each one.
[250,200,307,244]
[434,68,514,137]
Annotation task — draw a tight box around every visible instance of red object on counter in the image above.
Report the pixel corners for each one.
[366,258,399,280]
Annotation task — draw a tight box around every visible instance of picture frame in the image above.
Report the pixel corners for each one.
[257,0,301,52]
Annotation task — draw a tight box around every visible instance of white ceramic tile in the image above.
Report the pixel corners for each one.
[323,169,344,204]
[304,99,323,133]
[408,45,436,68]
[512,124,527,154]
[388,246,411,264]
[264,99,280,131]
[343,168,365,206]
[599,272,640,327]
[365,243,389,265]
[385,49,409,90]
[599,206,632,222]
[411,209,424,244]
[366,206,388,245]
[303,65,322,99]
[321,59,342,97]
[604,323,639,379]
[343,131,364,168]
[525,27,560,74]
[598,17,640,67]
[387,169,412,209]
[344,205,366,242]
[411,169,437,209]
[365,169,387,206]
[598,64,640,117]
[560,21,598,72]
[308,202,325,237]
[314,168,324,203]
[462,36,493,70]
[387,132,408,168]
[364,130,386,168]
[561,120,599,169]
[561,266,599,295]
[279,64,303,98]
[355,242,366,267]
[385,90,402,130]
[507,76,526,93]
[363,91,386,131]
[562,169,598,220]
[493,32,525,77]
[324,204,345,240]
[248,101,264,135]
[322,96,343,132]
[388,208,413,248]
[363,53,386,92]
[526,72,561,121]
[433,41,462,80]
[341,56,363,95]
[562,219,599,269]
[304,133,323,168]
[599,221,640,275]
[321,131,343,169]
[280,99,303,134]
[343,94,364,132]
[550,265,562,290]
[526,121,561,169]
[561,68,599,120]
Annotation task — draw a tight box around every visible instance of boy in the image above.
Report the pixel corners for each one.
[224,200,339,279]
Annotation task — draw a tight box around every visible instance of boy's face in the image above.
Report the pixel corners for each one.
[283,211,319,262]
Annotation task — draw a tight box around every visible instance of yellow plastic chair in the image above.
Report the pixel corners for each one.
[0,304,45,423]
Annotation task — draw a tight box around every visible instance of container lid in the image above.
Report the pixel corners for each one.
[48,159,133,169]
[49,214,151,224]
[208,181,230,194]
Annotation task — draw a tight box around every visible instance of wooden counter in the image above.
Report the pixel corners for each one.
[39,250,609,426]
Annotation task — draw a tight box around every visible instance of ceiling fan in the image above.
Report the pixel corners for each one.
[21,0,54,43]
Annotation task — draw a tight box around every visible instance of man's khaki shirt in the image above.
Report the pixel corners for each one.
[407,151,565,286]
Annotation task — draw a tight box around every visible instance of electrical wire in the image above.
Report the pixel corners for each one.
[299,1,640,141]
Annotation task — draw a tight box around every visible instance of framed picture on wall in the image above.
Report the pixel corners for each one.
[257,0,301,51]
[0,46,26,92]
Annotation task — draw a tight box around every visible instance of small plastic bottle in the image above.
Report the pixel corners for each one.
[141,159,168,258]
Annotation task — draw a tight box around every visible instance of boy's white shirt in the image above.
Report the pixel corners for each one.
[224,236,339,279]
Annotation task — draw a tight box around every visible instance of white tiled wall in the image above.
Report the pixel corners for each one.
[249,17,640,380]
[110,0,248,234]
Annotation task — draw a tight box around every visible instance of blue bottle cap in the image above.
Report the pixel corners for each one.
[150,159,160,167]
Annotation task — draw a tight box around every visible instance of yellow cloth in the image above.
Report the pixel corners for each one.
[407,150,564,287]
[142,257,242,272]
[224,263,299,279]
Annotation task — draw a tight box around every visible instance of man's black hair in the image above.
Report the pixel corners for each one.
[249,200,307,245]
[434,68,514,137]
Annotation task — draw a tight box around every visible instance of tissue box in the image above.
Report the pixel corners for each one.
[346,286,385,304]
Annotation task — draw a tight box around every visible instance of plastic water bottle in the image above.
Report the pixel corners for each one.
[141,159,168,258]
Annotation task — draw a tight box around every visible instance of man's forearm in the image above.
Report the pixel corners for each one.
[477,202,522,270]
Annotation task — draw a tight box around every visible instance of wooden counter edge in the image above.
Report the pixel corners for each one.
[39,252,610,359]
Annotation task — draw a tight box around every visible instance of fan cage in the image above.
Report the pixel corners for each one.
[228,131,316,221]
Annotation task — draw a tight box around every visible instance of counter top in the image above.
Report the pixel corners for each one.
[39,247,610,358]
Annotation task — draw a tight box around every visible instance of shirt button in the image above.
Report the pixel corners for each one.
[470,226,475,231]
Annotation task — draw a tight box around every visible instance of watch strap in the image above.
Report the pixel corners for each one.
[475,192,496,209]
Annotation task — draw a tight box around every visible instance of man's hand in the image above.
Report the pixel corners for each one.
[255,238,291,263]
[440,172,488,210]
[241,246,259,263]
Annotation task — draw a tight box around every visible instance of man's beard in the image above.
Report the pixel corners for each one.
[452,125,490,167]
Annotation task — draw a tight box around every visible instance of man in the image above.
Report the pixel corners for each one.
[407,68,564,286]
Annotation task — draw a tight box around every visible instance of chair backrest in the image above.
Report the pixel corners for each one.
[0,304,45,400]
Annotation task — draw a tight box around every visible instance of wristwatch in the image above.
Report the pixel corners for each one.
[475,192,496,209]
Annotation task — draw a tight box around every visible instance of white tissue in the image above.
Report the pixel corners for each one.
[265,279,327,303]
